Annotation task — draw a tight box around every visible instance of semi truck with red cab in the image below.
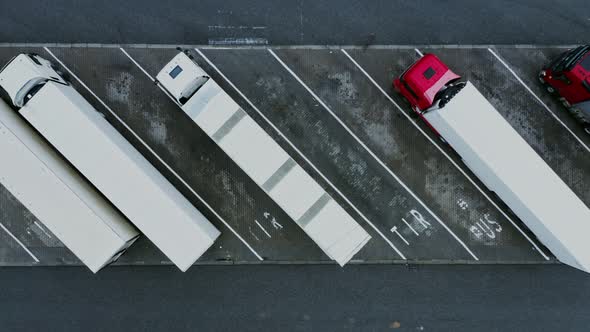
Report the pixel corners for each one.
[394,53,590,273]
[539,45,590,133]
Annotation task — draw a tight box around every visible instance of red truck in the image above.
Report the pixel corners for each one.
[392,53,590,273]
[539,45,590,134]
[393,53,461,137]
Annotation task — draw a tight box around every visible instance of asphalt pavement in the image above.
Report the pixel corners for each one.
[0,264,587,332]
[0,0,588,45]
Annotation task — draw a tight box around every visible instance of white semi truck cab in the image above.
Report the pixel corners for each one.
[157,51,372,266]
[0,53,68,108]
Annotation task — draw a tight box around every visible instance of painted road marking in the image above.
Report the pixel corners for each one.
[270,49,479,260]
[194,48,407,260]
[0,222,39,263]
[45,47,264,261]
[401,218,419,236]
[488,48,590,153]
[342,48,550,260]
[390,226,409,245]
[254,220,272,238]
[34,221,52,238]
[248,227,261,242]
[264,212,284,230]
[414,48,424,57]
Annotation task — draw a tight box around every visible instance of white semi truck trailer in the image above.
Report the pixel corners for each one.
[0,98,139,272]
[395,54,590,272]
[156,52,371,266]
[0,53,221,271]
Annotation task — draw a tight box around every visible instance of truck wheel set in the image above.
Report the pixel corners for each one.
[0,46,589,273]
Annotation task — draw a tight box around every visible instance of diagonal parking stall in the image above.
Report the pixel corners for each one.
[201,48,480,261]
[121,49,380,263]
[187,49,405,261]
[1,45,588,267]
[270,48,554,261]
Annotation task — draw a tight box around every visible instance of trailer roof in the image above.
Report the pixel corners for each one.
[424,82,590,272]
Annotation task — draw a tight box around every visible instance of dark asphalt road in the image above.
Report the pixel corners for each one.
[0,264,588,332]
[0,0,588,45]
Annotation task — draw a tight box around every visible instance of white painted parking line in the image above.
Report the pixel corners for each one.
[194,48,407,260]
[488,48,590,153]
[34,221,52,238]
[401,218,419,236]
[254,220,272,238]
[44,47,264,261]
[270,49,479,261]
[343,48,551,260]
[390,226,409,245]
[0,222,39,263]
[414,48,424,57]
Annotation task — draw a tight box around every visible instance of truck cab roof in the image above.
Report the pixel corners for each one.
[545,45,590,74]
[0,54,66,108]
[156,52,210,105]
[394,54,460,111]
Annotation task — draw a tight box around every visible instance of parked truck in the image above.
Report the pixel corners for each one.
[0,53,221,272]
[0,98,139,272]
[539,45,590,134]
[394,54,590,273]
[156,51,371,266]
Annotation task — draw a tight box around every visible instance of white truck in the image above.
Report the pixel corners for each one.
[0,53,221,271]
[395,54,590,272]
[0,98,139,272]
[156,52,371,266]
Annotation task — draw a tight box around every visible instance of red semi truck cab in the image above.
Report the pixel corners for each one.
[539,45,590,133]
[393,54,460,112]
[393,54,462,135]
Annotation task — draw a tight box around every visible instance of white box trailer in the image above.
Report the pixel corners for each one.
[0,54,221,271]
[424,81,590,272]
[156,52,371,265]
[0,98,139,272]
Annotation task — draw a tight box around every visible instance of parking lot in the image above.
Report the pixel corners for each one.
[0,45,587,267]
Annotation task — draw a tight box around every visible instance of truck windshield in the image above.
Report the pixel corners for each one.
[169,65,183,78]
[551,46,590,72]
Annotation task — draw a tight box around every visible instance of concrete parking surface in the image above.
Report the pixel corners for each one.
[0,45,587,268]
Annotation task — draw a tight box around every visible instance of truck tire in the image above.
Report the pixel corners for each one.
[545,85,556,95]
[584,126,590,136]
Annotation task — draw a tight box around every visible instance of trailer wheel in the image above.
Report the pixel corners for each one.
[584,126,590,136]
[545,85,556,95]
